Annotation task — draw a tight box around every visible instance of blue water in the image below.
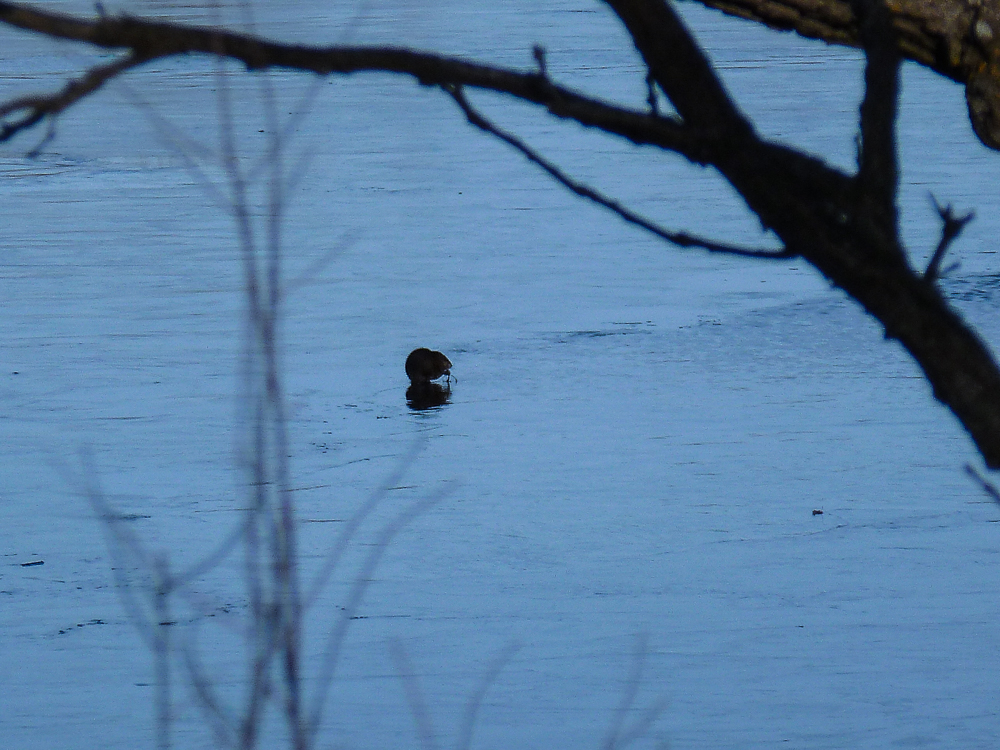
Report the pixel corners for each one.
[3,2,1000,749]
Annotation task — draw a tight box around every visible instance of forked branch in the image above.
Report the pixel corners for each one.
[0,51,147,143]
[925,196,975,282]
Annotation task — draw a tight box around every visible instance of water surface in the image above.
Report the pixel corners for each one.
[2,2,1000,748]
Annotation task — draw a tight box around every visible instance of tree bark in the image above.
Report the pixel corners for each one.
[692,0,1000,150]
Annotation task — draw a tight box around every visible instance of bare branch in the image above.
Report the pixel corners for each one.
[390,640,440,750]
[8,0,1000,469]
[306,485,453,741]
[925,195,974,282]
[446,84,794,261]
[180,624,238,749]
[0,2,712,162]
[0,51,147,143]
[690,0,1000,152]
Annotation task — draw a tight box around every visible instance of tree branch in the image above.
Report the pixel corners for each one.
[446,84,794,260]
[0,2,722,164]
[0,51,147,143]
[603,0,754,140]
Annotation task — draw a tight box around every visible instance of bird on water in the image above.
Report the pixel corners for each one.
[405,348,452,385]
[405,348,452,410]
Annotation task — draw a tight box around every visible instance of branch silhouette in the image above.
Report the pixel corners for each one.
[0,50,146,142]
[4,0,1000,468]
[445,83,793,260]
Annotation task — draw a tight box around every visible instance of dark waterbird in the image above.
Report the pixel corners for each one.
[405,348,452,410]
[405,347,452,385]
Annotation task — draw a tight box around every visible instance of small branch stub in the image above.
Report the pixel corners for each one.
[646,69,659,115]
[532,44,547,78]
[925,194,975,281]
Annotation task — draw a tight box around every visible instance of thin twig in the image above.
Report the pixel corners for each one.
[153,555,173,750]
[306,484,454,741]
[613,695,671,749]
[170,522,246,591]
[302,439,425,607]
[390,639,440,750]
[257,61,308,750]
[82,451,161,649]
[603,633,647,750]
[645,69,659,116]
[602,633,670,750]
[281,231,358,296]
[965,463,1000,506]
[532,44,547,78]
[180,623,238,748]
[925,194,974,281]
[453,643,520,750]
[246,74,326,189]
[213,49,274,750]
[115,82,229,212]
[0,51,149,143]
[444,84,793,261]
[76,447,247,630]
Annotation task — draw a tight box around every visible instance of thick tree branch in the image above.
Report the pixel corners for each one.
[853,0,901,239]
[692,0,996,81]
[446,84,794,261]
[603,0,754,139]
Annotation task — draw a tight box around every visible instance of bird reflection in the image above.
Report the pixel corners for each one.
[405,347,453,410]
[406,381,451,410]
